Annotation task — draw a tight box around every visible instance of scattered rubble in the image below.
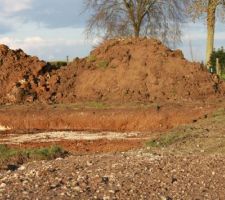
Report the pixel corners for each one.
[0,150,225,199]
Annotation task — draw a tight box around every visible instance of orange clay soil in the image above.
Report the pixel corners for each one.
[1,37,225,105]
[0,101,220,153]
[0,44,47,104]
[0,37,224,153]
[8,139,143,154]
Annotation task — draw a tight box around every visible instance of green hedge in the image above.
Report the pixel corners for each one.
[49,61,67,68]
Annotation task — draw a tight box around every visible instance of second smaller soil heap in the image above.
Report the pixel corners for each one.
[0,45,49,104]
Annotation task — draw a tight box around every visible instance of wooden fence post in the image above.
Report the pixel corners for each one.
[216,58,221,76]
[66,56,69,65]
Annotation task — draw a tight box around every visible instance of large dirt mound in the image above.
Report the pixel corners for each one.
[0,45,48,104]
[1,37,225,104]
[42,37,225,103]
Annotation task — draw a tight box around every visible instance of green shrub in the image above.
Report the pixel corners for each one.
[0,144,18,160]
[0,145,67,165]
[49,61,67,68]
[87,55,97,63]
[97,60,109,69]
[28,146,66,160]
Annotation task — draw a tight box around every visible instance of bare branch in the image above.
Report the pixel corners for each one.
[84,0,189,46]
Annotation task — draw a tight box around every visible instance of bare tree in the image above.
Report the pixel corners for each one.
[189,0,225,67]
[84,0,189,46]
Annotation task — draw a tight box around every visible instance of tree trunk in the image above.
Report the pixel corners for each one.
[206,1,217,68]
[134,26,140,37]
[133,19,142,38]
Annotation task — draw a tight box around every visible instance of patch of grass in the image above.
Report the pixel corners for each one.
[145,107,225,155]
[87,55,97,63]
[52,101,111,110]
[172,88,177,96]
[0,144,19,161]
[0,145,67,166]
[220,74,225,80]
[53,102,163,111]
[212,108,225,117]
[26,146,66,160]
[97,60,109,69]
[211,108,225,123]
[146,131,193,148]
[85,101,107,109]
[55,102,108,110]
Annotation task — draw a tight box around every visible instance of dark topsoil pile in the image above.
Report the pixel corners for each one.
[0,37,225,104]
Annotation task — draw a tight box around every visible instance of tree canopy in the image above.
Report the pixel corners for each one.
[84,0,189,46]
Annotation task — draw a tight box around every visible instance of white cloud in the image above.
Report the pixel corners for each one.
[182,21,225,42]
[214,32,225,40]
[183,30,225,41]
[0,1,224,63]
[24,36,44,44]
[0,0,33,33]
[0,0,32,16]
[0,35,100,60]
[183,32,206,41]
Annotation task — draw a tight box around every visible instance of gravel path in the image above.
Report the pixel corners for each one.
[0,149,225,200]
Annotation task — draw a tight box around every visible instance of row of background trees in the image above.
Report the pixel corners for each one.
[84,0,225,68]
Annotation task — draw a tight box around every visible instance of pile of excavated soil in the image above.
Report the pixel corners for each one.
[0,44,48,104]
[42,37,225,103]
[1,37,225,104]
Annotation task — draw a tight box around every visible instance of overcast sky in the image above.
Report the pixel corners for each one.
[0,0,225,62]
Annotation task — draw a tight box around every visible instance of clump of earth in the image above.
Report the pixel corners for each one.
[0,37,224,104]
[0,44,48,104]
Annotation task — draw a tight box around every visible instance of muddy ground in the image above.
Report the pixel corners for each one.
[1,104,225,199]
[0,101,225,199]
[0,101,216,153]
